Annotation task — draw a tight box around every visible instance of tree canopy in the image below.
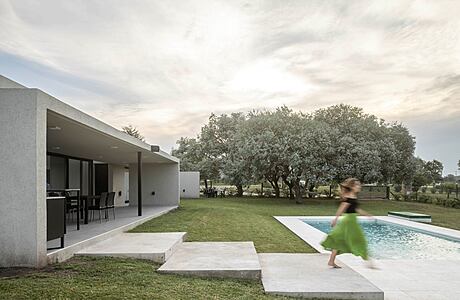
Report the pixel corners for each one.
[172,104,419,199]
[122,125,145,142]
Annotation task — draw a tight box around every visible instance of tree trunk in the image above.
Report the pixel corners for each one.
[308,184,315,198]
[268,178,281,198]
[282,176,294,199]
[289,185,294,199]
[237,185,243,197]
[204,179,208,190]
[294,180,302,204]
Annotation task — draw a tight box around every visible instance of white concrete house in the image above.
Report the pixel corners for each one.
[0,75,180,268]
[180,171,200,198]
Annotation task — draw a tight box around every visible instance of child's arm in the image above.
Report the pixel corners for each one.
[331,202,349,227]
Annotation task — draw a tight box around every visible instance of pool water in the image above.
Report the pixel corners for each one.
[303,219,460,260]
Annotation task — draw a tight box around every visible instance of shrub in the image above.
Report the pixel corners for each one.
[391,192,402,201]
[445,198,457,208]
[421,186,427,193]
[430,188,436,194]
[453,199,460,209]
[394,185,402,193]
[435,197,446,206]
[417,194,430,203]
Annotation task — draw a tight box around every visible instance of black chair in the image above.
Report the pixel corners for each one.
[88,192,107,223]
[64,191,78,222]
[105,192,116,220]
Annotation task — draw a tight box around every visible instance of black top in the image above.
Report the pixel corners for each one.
[345,197,358,213]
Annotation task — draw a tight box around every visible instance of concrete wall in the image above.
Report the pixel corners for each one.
[0,75,26,88]
[180,171,200,198]
[129,162,180,207]
[108,164,128,207]
[0,89,47,267]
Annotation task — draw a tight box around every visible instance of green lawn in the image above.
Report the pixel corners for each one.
[2,197,459,299]
[0,256,288,300]
[132,197,460,252]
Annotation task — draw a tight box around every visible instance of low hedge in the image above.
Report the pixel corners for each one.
[391,192,460,209]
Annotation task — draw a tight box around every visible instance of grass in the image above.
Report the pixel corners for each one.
[2,197,459,299]
[131,197,460,252]
[0,256,288,300]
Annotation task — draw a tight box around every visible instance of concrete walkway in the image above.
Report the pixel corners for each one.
[339,256,460,300]
[259,253,383,300]
[47,206,177,263]
[158,242,261,279]
[76,232,186,263]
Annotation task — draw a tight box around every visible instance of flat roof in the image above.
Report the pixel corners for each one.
[2,75,178,164]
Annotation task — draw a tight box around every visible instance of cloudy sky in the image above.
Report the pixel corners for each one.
[1,0,459,174]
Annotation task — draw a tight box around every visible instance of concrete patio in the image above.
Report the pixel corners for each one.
[259,253,383,300]
[47,205,177,263]
[76,232,186,263]
[339,256,460,300]
[158,242,262,279]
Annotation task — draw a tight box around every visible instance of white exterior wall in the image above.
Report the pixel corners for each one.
[129,163,180,207]
[0,89,47,267]
[108,164,128,207]
[180,171,200,198]
[0,78,180,267]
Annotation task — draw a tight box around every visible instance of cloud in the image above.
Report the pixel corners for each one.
[1,0,460,173]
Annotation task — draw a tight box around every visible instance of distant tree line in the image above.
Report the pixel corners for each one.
[172,104,439,200]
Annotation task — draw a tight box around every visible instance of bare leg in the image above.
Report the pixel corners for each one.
[328,250,341,268]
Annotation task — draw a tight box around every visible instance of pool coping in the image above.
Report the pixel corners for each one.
[275,216,460,256]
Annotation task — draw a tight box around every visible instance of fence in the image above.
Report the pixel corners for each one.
[358,185,390,200]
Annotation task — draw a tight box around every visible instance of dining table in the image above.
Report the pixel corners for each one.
[80,194,101,224]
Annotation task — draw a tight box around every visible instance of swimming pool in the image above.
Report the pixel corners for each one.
[303,219,460,260]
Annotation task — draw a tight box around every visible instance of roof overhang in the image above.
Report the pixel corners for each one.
[41,91,178,165]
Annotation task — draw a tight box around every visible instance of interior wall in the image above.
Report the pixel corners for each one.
[108,164,128,207]
[129,162,179,207]
[49,156,66,189]
[68,159,80,189]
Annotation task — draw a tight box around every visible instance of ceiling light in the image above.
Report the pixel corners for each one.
[48,126,61,131]
[110,146,119,149]
[51,146,61,150]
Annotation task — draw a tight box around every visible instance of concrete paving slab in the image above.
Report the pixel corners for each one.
[158,242,261,279]
[259,253,383,300]
[76,232,186,263]
[339,257,460,300]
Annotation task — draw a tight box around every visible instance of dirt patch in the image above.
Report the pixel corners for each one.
[0,267,38,278]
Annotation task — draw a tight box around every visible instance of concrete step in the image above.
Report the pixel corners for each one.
[259,253,383,300]
[158,242,261,280]
[76,232,186,263]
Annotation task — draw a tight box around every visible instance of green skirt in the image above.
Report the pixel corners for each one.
[321,213,369,260]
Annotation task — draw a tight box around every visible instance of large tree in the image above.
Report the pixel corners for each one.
[173,104,418,199]
[424,159,444,184]
[200,113,248,196]
[236,110,284,197]
[313,104,416,186]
